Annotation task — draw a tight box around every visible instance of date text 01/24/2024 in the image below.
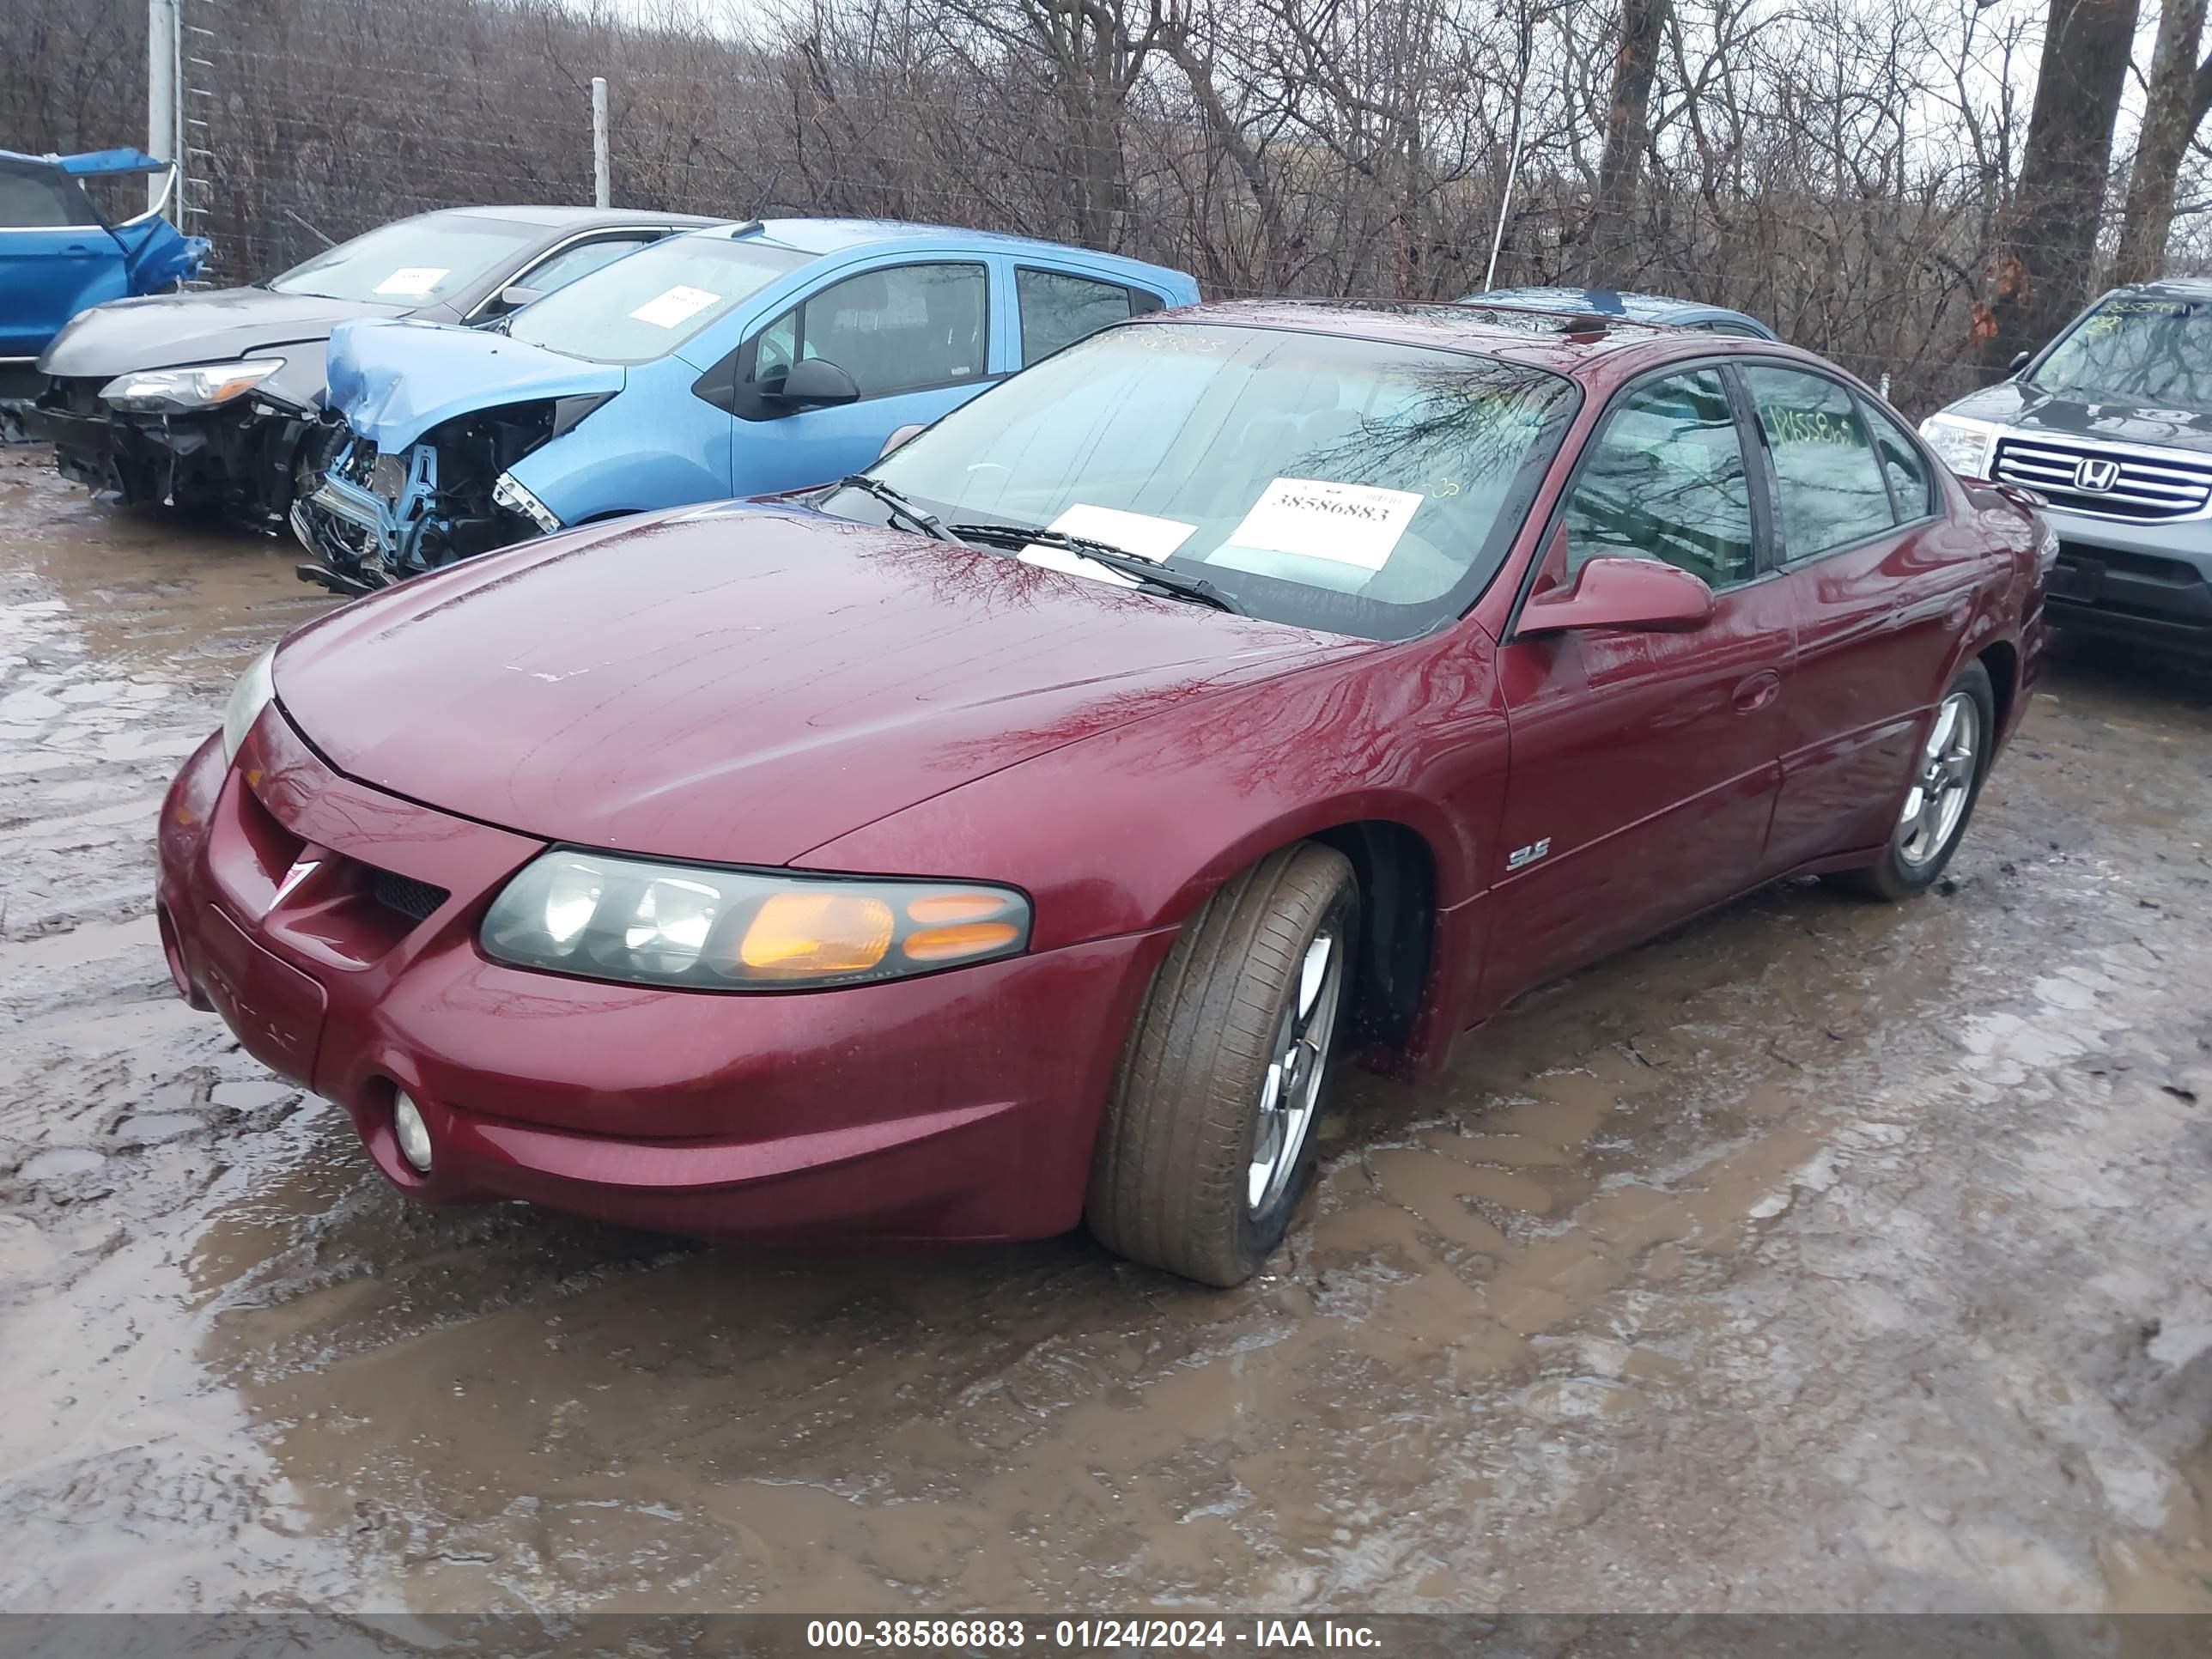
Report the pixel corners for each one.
[804,1619,1384,1650]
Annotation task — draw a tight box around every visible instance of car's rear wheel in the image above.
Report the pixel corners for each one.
[1828,659,1995,902]
[1085,843,1356,1287]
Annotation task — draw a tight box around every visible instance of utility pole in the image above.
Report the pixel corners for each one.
[149,0,181,213]
[591,76,611,209]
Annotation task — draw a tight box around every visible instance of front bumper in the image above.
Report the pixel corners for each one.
[25,380,310,522]
[2036,501,2212,652]
[155,711,1168,1242]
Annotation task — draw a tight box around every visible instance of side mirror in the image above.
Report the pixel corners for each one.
[878,422,926,459]
[767,356,860,410]
[2008,349,2033,376]
[1516,553,1716,638]
[494,284,545,313]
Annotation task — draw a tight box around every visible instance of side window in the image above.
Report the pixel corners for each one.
[1861,398,1935,521]
[0,163,98,229]
[1564,368,1757,590]
[760,262,988,399]
[520,236,655,295]
[755,307,798,385]
[1703,321,1766,338]
[1741,365,1896,558]
[1017,268,1140,366]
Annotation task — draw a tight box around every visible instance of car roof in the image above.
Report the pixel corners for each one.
[1115,299,1863,390]
[0,147,168,177]
[1466,286,1777,337]
[663,216,1192,283]
[1120,298,1699,374]
[424,204,726,230]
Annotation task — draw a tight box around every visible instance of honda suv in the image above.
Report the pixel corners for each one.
[1918,279,2212,656]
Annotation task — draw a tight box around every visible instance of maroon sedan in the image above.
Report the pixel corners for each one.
[157,301,2051,1285]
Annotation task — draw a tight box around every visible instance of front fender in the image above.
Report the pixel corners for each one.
[795,628,1503,952]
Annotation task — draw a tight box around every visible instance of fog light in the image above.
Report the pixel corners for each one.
[392,1091,434,1173]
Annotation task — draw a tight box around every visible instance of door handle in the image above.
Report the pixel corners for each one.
[1732,669,1781,713]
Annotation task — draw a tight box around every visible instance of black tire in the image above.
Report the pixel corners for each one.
[292,422,345,502]
[1827,658,1996,902]
[1085,843,1358,1286]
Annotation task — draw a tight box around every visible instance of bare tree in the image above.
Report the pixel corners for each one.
[1979,0,2141,372]
[2115,0,2212,283]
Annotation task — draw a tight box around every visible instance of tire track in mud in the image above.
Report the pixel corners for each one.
[1,446,2209,1614]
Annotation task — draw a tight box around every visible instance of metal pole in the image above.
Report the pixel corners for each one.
[149,0,180,213]
[1482,126,1522,294]
[591,76,611,209]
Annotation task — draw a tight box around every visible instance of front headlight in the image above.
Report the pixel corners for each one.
[1918,415,1998,480]
[481,849,1032,989]
[101,358,285,414]
[220,646,277,763]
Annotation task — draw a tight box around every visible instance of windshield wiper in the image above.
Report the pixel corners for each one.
[836,476,967,544]
[950,524,1243,614]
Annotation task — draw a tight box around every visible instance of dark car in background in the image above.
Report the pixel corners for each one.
[1462,286,1779,340]
[1918,279,2212,658]
[25,204,719,527]
[0,147,207,418]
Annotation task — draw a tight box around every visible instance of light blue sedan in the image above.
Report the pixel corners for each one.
[295,218,1200,591]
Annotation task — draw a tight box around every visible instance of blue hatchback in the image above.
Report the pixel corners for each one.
[295,218,1199,590]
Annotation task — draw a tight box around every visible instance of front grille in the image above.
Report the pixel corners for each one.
[1993,435,2212,523]
[368,869,448,924]
[2058,541,2203,586]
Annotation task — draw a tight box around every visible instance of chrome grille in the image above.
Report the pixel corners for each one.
[1992,435,2212,523]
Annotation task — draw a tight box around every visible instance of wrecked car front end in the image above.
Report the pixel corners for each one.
[34,352,330,517]
[0,147,209,433]
[294,318,623,592]
[295,397,604,593]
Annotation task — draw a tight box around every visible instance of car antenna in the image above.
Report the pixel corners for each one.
[729,220,765,238]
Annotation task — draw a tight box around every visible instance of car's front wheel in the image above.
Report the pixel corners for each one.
[1086,843,1356,1287]
[1830,658,1996,901]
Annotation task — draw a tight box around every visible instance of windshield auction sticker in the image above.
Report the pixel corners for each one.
[1046,503,1195,562]
[372,266,450,297]
[629,284,722,329]
[1224,477,1422,570]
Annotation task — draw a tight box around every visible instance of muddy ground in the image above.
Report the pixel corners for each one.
[0,445,2209,1618]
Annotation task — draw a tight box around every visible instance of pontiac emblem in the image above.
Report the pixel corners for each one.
[270,856,321,909]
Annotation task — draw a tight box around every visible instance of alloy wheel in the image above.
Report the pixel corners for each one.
[1897,690,1980,868]
[1247,926,1344,1216]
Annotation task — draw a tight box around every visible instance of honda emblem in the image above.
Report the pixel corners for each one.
[2073,457,2121,493]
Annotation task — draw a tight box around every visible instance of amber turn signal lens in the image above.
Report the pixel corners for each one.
[904,892,1012,926]
[738,891,895,977]
[902,921,1023,963]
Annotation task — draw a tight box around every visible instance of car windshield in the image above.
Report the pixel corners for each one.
[506,234,811,363]
[832,321,1578,641]
[2031,295,2212,409]
[268,214,540,305]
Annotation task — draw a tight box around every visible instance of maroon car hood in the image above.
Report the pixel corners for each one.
[274,505,1370,866]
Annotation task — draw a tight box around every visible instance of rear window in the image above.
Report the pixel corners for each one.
[507,234,811,364]
[0,162,98,229]
[269,214,540,305]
